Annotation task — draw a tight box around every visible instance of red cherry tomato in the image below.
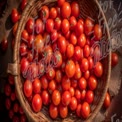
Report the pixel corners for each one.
[62,75,71,91]
[13,102,19,113]
[32,78,41,94]
[49,103,58,119]
[35,19,44,34]
[26,18,34,34]
[58,0,65,7]
[39,5,49,21]
[20,43,27,56]
[65,59,76,78]
[83,45,90,58]
[70,32,77,45]
[46,19,54,33]
[81,90,86,101]
[111,52,119,67]
[80,58,89,72]
[48,80,56,94]
[52,90,61,106]
[94,62,103,77]
[61,91,71,106]
[54,17,62,30]
[71,79,78,88]
[66,43,74,58]
[61,19,70,34]
[61,2,71,19]
[88,56,94,70]
[27,51,33,62]
[78,33,86,48]
[69,97,78,111]
[85,90,94,104]
[13,22,18,36]
[74,46,83,61]
[59,103,68,118]
[69,16,77,30]
[75,89,81,102]
[81,102,90,119]
[21,0,27,11]
[46,67,55,80]
[49,7,57,19]
[69,87,75,97]
[41,90,50,105]
[83,70,90,80]
[94,24,102,41]
[1,38,8,52]
[71,2,80,18]
[21,29,29,42]
[55,70,62,83]
[76,104,82,117]
[32,94,42,112]
[27,34,35,49]
[51,29,58,43]
[10,92,16,101]
[11,8,19,23]
[88,76,97,90]
[24,79,32,98]
[104,92,111,108]
[78,77,87,90]
[40,75,48,90]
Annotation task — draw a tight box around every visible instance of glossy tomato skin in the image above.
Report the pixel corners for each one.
[69,87,75,97]
[54,17,62,31]
[46,19,54,33]
[23,80,32,98]
[94,24,102,41]
[88,75,97,90]
[27,34,35,49]
[94,62,103,77]
[20,43,27,56]
[69,16,77,31]
[41,90,50,105]
[85,90,94,104]
[61,91,71,106]
[111,52,119,67]
[58,0,65,7]
[78,33,86,48]
[48,80,56,94]
[49,7,57,19]
[78,77,87,90]
[81,102,90,119]
[21,0,27,11]
[11,8,19,23]
[88,56,94,70]
[83,45,90,58]
[52,90,61,106]
[104,92,111,108]
[59,103,68,118]
[83,70,90,80]
[71,79,78,88]
[65,59,76,78]
[74,46,83,61]
[70,32,77,45]
[32,78,41,94]
[26,18,34,34]
[80,58,89,72]
[66,43,74,58]
[35,19,44,34]
[69,97,78,111]
[1,38,8,52]
[49,103,58,119]
[58,36,67,54]
[40,5,49,21]
[40,75,48,90]
[21,29,29,42]
[51,29,58,43]
[46,67,55,80]
[32,94,42,112]
[61,2,71,19]
[61,19,70,34]
[81,90,86,101]
[62,75,71,91]
[75,89,81,102]
[76,104,82,117]
[55,70,62,83]
[71,2,80,18]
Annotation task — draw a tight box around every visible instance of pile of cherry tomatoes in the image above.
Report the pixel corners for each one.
[7,0,119,121]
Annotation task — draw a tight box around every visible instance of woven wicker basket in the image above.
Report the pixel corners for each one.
[7,0,111,122]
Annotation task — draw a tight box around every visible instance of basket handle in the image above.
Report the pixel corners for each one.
[7,63,19,76]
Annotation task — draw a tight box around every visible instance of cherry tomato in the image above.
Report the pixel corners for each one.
[21,0,27,11]
[61,2,71,19]
[75,89,81,102]
[49,7,57,19]
[49,103,58,119]
[46,19,54,33]
[13,22,18,36]
[32,78,41,94]
[74,46,83,61]
[61,19,70,34]
[55,70,62,83]
[94,62,103,77]
[54,51,62,68]
[69,16,77,30]
[58,36,67,53]
[26,18,34,34]
[83,45,90,58]
[41,90,50,105]
[5,98,11,110]
[71,2,80,18]
[93,46,101,62]
[61,91,71,106]
[85,90,94,104]
[11,8,19,23]
[81,90,86,101]
[21,29,29,42]
[35,19,44,34]
[75,20,84,36]
[51,29,58,43]
[104,92,111,108]
[83,70,90,80]
[74,62,82,80]
[88,76,97,90]
[19,106,24,114]
[1,38,8,52]
[54,17,61,31]
[71,79,78,88]
[70,32,77,45]
[20,43,27,56]
[84,17,94,36]
[58,0,65,7]
[81,102,90,119]
[78,77,87,90]
[27,34,35,49]
[32,94,42,112]
[52,90,61,106]
[78,33,86,48]
[94,24,102,41]
[40,5,49,21]
[13,102,19,113]
[80,58,89,72]
[69,87,75,97]
[59,103,68,118]
[10,92,16,101]
[62,75,71,91]
[4,83,11,97]
[46,67,55,80]
[111,52,119,67]
[69,97,77,111]
[23,79,32,98]
[88,56,94,70]
[65,59,76,78]
[76,104,82,117]
[66,43,74,58]
[48,80,56,94]
[27,51,33,62]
